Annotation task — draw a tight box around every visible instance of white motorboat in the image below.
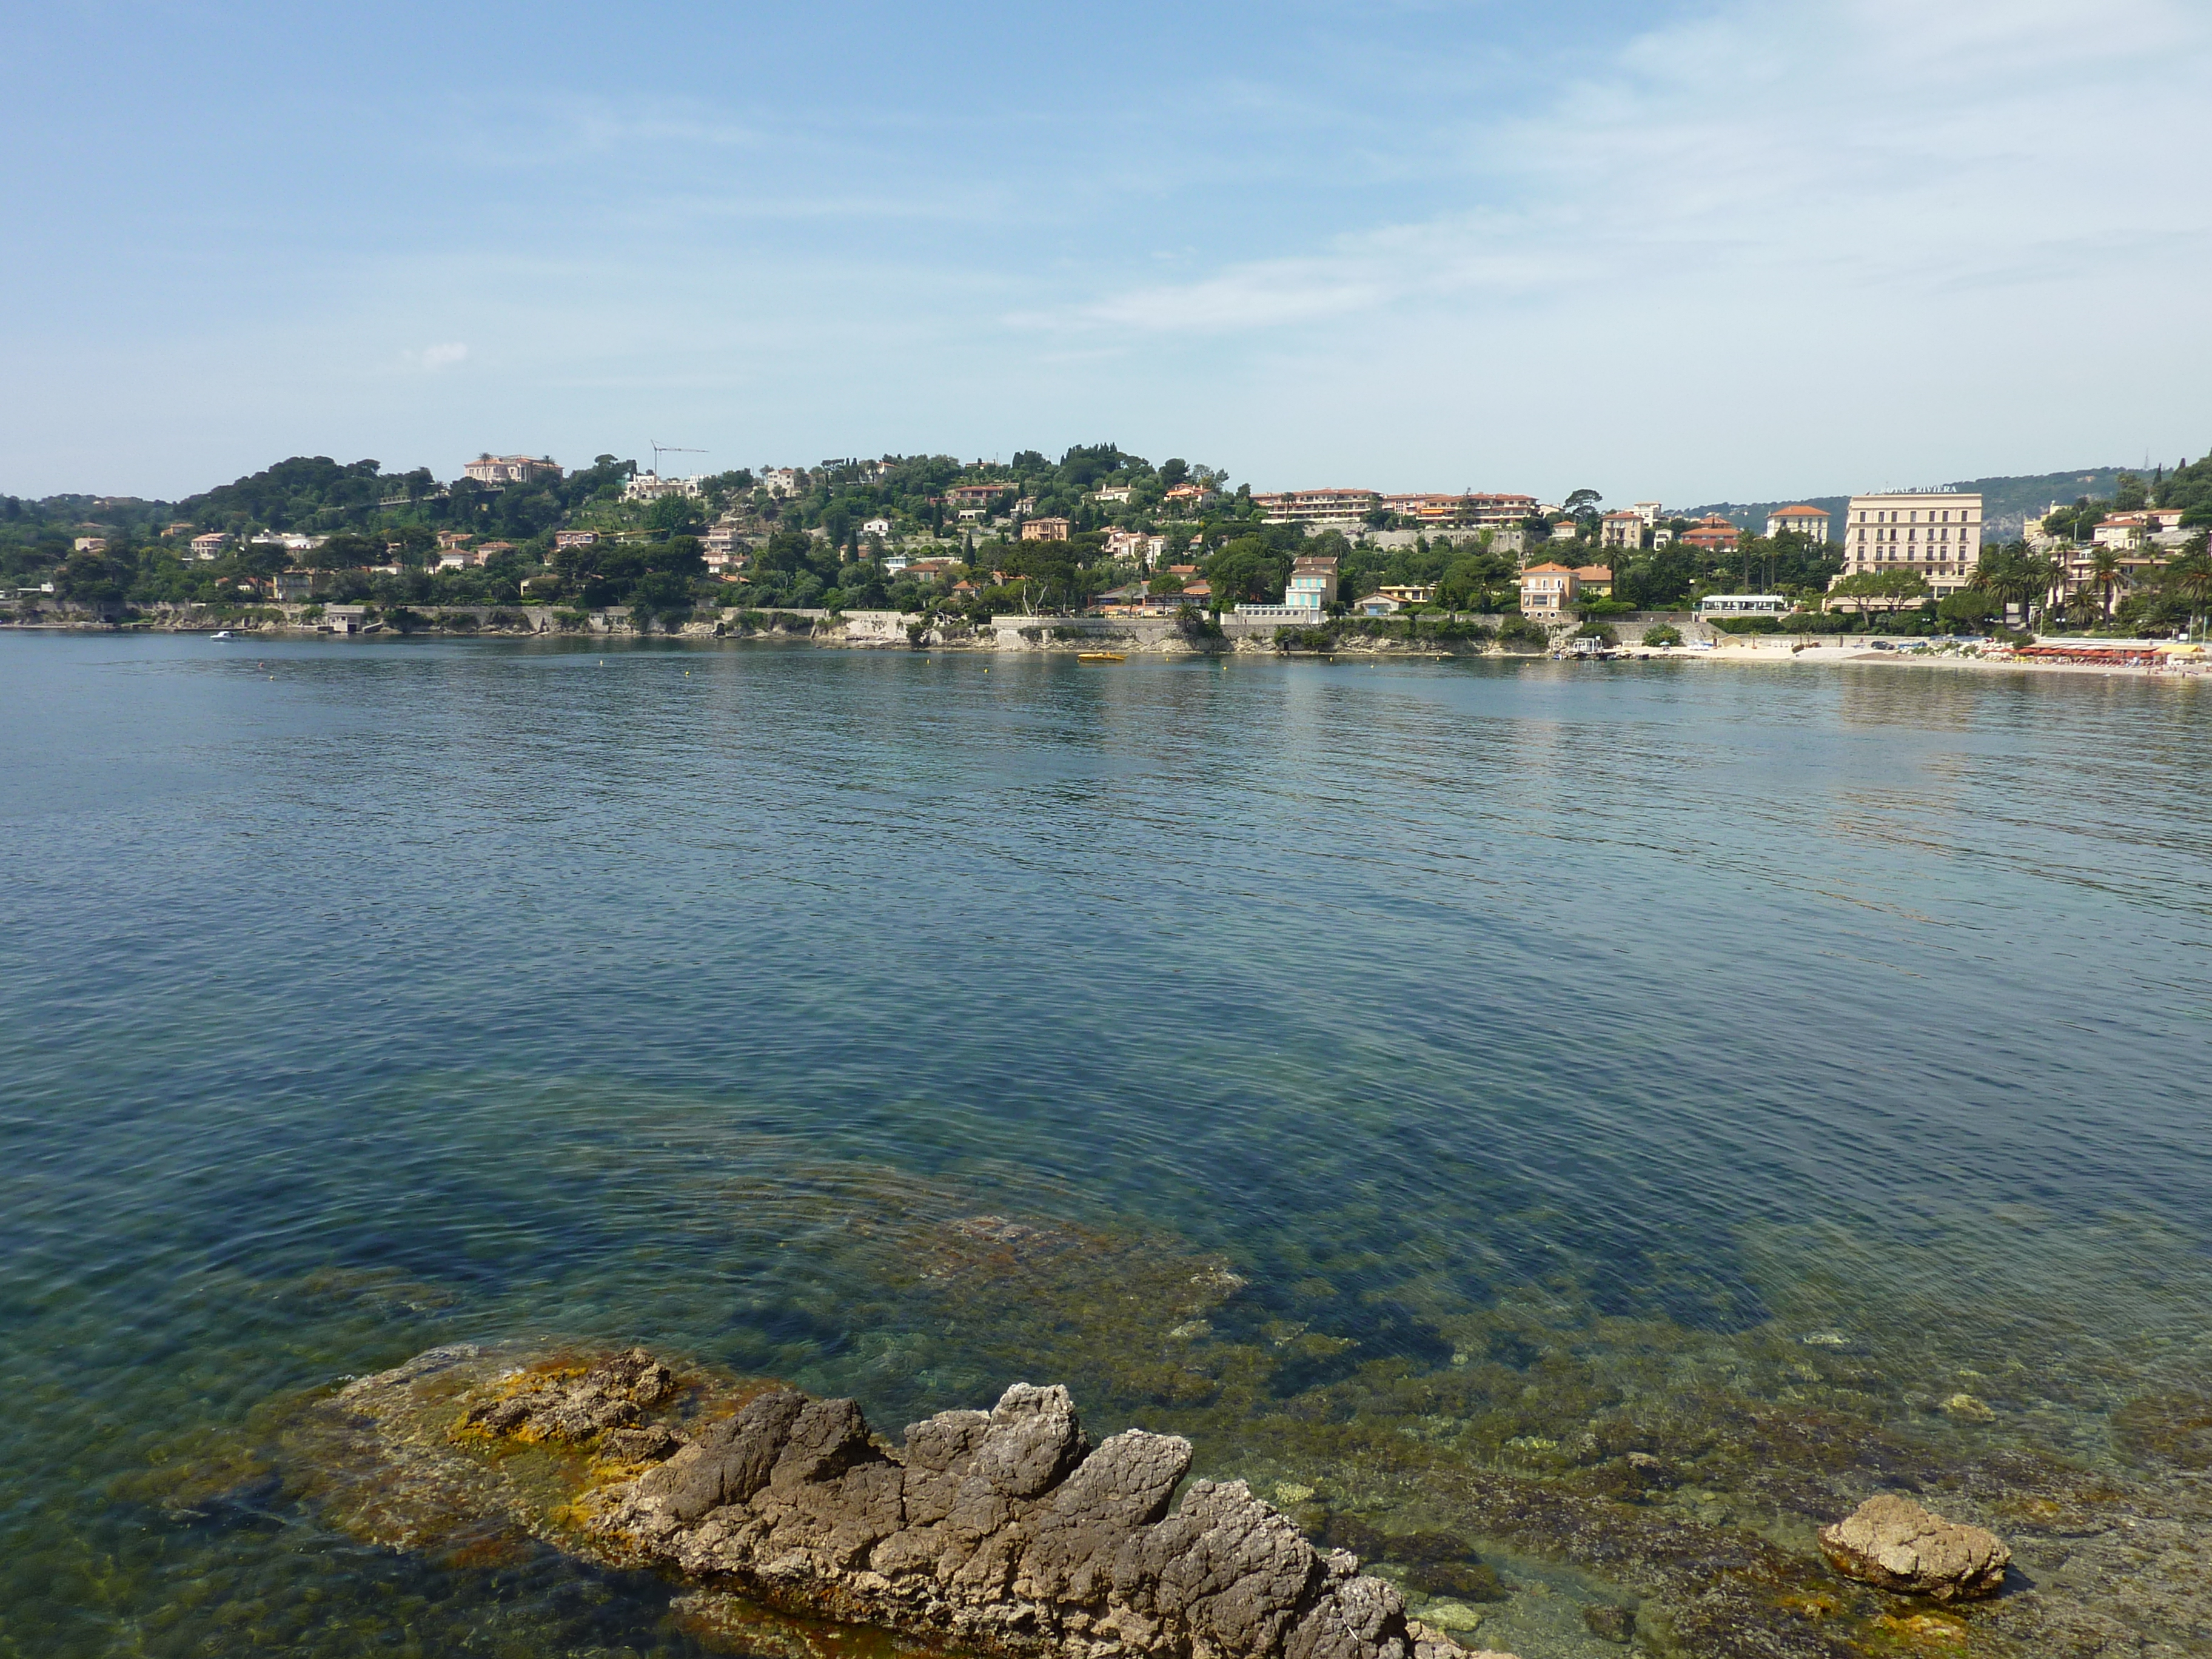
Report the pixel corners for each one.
[211,630,234,640]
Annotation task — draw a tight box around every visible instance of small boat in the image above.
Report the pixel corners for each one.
[210,630,233,639]
[1077,651,1127,663]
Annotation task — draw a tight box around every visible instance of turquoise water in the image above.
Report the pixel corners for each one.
[3,633,2208,1658]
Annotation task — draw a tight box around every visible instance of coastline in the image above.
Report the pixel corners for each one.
[3,602,2204,680]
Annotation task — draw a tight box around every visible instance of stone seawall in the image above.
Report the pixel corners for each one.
[1,600,1717,656]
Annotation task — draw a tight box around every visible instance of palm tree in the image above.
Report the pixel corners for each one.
[2163,545,2212,639]
[2032,550,2061,629]
[1971,545,2059,631]
[2091,546,2121,622]
[1970,548,2026,628]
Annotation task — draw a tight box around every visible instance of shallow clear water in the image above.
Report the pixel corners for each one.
[3,634,2208,1658]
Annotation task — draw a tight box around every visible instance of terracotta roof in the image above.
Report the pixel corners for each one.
[1521,562,1576,574]
[1772,504,1826,516]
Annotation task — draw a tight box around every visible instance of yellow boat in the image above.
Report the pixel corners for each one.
[1077,651,1127,663]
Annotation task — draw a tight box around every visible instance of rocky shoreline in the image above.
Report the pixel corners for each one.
[8,602,2204,676]
[298,1342,2056,1659]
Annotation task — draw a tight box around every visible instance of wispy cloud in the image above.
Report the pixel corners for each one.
[407,341,468,370]
[1031,0,2212,342]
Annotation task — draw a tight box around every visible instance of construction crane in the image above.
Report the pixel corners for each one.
[649,440,707,477]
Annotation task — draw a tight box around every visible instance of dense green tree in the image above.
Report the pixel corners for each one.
[306,532,377,569]
[645,494,702,534]
[53,548,133,602]
[1001,539,1086,612]
[1204,535,1289,605]
[1829,568,1931,604]
[1936,589,2000,629]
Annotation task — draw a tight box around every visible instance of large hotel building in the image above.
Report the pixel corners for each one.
[1252,490,1538,531]
[1842,491,1983,593]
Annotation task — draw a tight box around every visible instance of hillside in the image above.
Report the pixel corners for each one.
[1685,466,2136,539]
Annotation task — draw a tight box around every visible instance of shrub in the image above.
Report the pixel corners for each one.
[553,608,590,631]
[1175,604,1222,640]
[1275,626,1332,653]
[1414,617,1494,642]
[1497,615,1549,648]
[1643,623,1682,647]
[1706,615,1781,634]
[1338,616,1410,638]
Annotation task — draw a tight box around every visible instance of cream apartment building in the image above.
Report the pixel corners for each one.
[1765,504,1831,542]
[1842,492,1982,593]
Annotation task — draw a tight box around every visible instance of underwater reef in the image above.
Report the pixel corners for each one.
[240,1191,2212,1659]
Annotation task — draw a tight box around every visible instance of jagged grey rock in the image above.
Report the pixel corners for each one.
[1817,1493,2010,1601]
[565,1375,1478,1659]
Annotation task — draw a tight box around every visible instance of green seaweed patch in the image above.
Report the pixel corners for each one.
[1864,1611,1971,1654]
[1319,1513,1510,1602]
[2111,1392,2212,1471]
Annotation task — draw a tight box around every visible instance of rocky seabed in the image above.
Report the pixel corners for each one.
[317,1344,2046,1659]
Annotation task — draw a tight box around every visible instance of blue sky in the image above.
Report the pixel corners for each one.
[4,0,2207,503]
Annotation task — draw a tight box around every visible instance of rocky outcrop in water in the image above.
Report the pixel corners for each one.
[1816,1494,2010,1601]
[460,1346,676,1443]
[442,1353,1510,1659]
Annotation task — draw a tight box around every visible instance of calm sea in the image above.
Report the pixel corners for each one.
[2,633,2207,1658]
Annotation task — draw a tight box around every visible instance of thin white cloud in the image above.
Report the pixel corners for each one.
[407,341,468,370]
[1034,0,2212,343]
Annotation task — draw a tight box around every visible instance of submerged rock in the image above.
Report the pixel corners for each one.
[1317,1517,1507,1604]
[1581,1603,1636,1643]
[1414,1600,1484,1632]
[1816,1494,2010,1601]
[458,1347,677,1443]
